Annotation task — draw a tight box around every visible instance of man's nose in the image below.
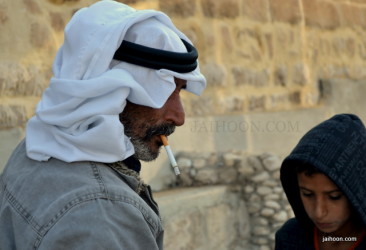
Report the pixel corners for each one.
[163,92,185,126]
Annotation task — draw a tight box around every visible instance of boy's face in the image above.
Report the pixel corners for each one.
[297,172,352,234]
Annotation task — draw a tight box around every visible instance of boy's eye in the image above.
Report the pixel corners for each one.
[301,192,313,197]
[329,194,342,200]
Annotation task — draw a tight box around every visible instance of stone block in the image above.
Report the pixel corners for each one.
[155,186,250,250]
[262,155,281,172]
[249,95,266,112]
[0,128,24,171]
[340,4,366,28]
[195,168,219,185]
[232,67,269,87]
[30,22,51,48]
[303,0,341,29]
[0,62,45,96]
[242,0,269,22]
[49,11,65,31]
[292,62,308,86]
[23,0,42,14]
[159,0,196,17]
[269,0,301,24]
[222,96,245,113]
[0,105,27,129]
[201,0,240,18]
[274,65,287,86]
[0,3,8,25]
[202,62,227,87]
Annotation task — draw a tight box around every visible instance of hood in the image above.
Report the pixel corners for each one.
[25,0,206,163]
[280,114,366,231]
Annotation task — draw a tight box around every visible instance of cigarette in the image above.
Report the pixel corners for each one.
[160,135,180,175]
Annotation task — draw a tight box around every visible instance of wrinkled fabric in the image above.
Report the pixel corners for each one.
[0,140,164,249]
[26,0,206,163]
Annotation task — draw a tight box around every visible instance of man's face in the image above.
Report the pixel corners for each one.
[120,78,186,161]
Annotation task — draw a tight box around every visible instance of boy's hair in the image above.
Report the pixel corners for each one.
[295,162,321,176]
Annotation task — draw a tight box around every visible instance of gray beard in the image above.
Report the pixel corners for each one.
[129,136,160,162]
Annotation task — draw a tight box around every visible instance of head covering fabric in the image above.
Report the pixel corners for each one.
[25,0,206,163]
[280,113,366,234]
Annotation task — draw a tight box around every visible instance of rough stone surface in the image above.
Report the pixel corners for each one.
[172,152,292,249]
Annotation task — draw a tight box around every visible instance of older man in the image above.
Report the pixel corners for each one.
[0,1,206,249]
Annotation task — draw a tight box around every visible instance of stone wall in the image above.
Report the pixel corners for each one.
[158,151,293,250]
[3,0,366,133]
[2,1,366,250]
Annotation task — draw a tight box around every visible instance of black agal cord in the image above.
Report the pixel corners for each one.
[113,39,198,73]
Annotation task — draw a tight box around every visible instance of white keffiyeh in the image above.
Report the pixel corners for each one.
[26,0,206,163]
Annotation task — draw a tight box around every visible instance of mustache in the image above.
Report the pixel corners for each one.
[144,123,176,140]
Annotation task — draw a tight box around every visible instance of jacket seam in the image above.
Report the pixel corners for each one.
[0,178,42,235]
[32,192,161,249]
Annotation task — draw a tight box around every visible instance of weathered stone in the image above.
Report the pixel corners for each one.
[159,0,196,17]
[273,210,288,222]
[269,0,301,24]
[251,171,270,183]
[252,217,269,226]
[292,63,308,86]
[218,168,238,184]
[244,185,254,194]
[259,245,271,250]
[189,96,214,116]
[253,225,270,236]
[202,62,227,87]
[49,11,65,31]
[303,0,341,29]
[194,169,218,184]
[192,158,207,169]
[340,4,366,28]
[264,193,281,200]
[248,193,261,202]
[222,96,245,113]
[23,0,42,14]
[238,164,255,177]
[251,237,269,245]
[223,153,241,167]
[242,0,269,22]
[177,158,193,168]
[0,105,27,129]
[264,200,281,210]
[262,155,281,172]
[247,155,264,171]
[201,0,239,18]
[0,3,8,25]
[262,179,278,187]
[232,67,269,87]
[30,22,51,48]
[271,170,280,180]
[261,208,275,217]
[274,65,287,87]
[247,203,261,214]
[248,95,266,112]
[0,62,45,96]
[257,186,272,196]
